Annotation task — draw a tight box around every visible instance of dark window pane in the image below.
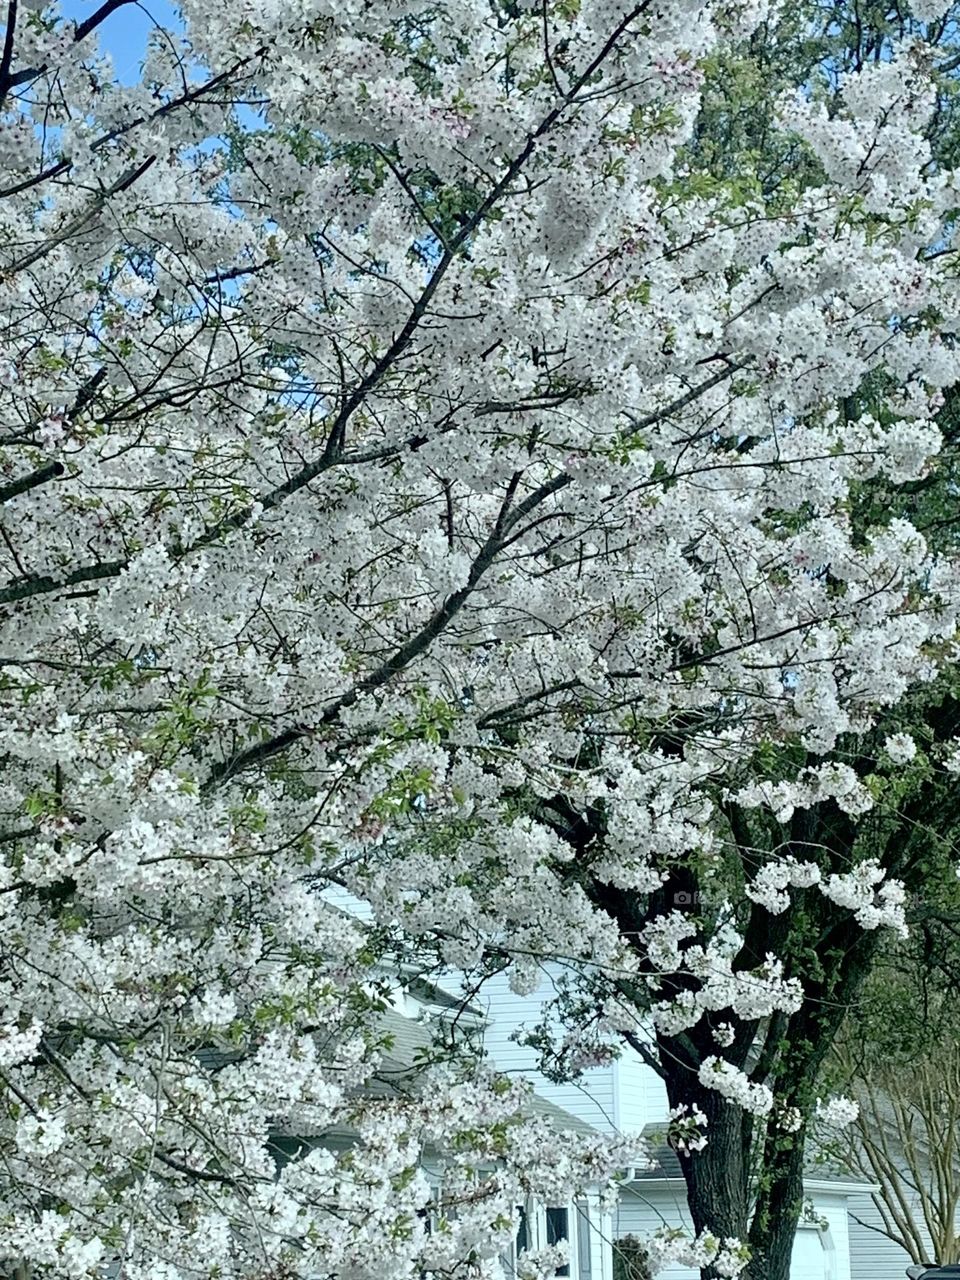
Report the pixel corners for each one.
[516,1205,529,1256]
[547,1207,570,1277]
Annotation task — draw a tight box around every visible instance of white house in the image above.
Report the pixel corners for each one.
[474,963,872,1280]
[845,1190,920,1280]
[318,887,884,1280]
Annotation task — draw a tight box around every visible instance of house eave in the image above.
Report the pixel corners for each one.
[622,1175,685,1187]
[802,1177,880,1195]
[621,1175,879,1195]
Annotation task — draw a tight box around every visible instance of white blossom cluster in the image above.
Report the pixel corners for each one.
[698,1058,776,1118]
[647,1227,752,1277]
[745,859,823,915]
[815,1096,861,1128]
[668,1103,709,1155]
[646,917,803,1036]
[821,860,908,935]
[884,732,918,764]
[730,762,875,826]
[774,1104,804,1135]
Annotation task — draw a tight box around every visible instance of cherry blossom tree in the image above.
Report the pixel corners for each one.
[2,0,960,1278]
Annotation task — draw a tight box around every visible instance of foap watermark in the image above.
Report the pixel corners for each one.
[673,891,715,908]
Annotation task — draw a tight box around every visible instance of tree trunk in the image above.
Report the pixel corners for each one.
[663,1071,752,1280]
[742,908,884,1280]
[743,1126,807,1280]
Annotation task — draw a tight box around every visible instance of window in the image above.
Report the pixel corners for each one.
[500,1203,529,1279]
[546,1206,570,1277]
[501,1201,578,1280]
[516,1205,529,1255]
[421,1179,449,1238]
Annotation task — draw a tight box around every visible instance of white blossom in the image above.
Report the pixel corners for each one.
[884,732,917,764]
[816,1096,861,1128]
[698,1058,775,1117]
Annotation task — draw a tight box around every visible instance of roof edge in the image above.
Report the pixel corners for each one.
[803,1177,881,1195]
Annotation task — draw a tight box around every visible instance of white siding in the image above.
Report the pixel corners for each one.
[846,1191,918,1280]
[792,1227,828,1280]
[615,1046,670,1132]
[615,1187,698,1280]
[477,968,676,1136]
[320,883,376,921]
[810,1192,853,1280]
[615,1186,853,1280]
[478,967,618,1132]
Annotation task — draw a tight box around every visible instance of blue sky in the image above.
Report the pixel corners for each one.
[60,0,180,83]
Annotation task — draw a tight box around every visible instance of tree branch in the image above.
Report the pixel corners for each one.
[7,0,136,89]
[0,460,63,505]
[0,0,18,107]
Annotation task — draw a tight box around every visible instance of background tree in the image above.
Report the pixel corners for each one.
[813,792,960,1268]
[827,1007,960,1266]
